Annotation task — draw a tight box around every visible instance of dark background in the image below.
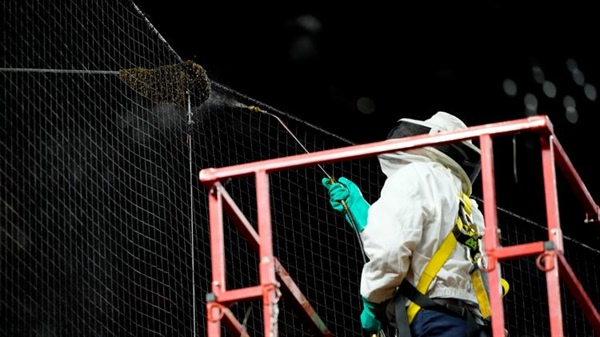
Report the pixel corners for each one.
[134,1,600,244]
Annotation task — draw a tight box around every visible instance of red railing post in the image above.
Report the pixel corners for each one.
[540,135,564,336]
[479,134,506,337]
[255,170,281,336]
[207,182,225,336]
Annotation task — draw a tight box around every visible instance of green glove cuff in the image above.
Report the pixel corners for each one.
[361,297,387,314]
[360,297,386,332]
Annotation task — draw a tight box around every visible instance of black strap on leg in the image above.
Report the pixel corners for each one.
[394,292,412,337]
[465,310,481,337]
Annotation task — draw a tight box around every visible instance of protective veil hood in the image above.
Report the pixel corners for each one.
[378,111,481,195]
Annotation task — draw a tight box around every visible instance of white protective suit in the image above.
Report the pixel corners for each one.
[359,111,485,311]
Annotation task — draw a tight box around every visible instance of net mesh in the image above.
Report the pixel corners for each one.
[1,1,599,337]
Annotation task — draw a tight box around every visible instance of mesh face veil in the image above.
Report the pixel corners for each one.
[386,111,481,184]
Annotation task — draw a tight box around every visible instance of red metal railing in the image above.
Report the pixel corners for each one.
[199,115,600,337]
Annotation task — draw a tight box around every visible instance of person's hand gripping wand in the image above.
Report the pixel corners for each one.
[322,176,369,263]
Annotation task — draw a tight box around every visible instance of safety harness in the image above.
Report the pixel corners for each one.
[393,193,509,337]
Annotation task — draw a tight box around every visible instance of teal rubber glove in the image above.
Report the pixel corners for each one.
[361,297,386,333]
[321,177,370,232]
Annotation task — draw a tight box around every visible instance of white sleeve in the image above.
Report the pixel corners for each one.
[359,170,427,303]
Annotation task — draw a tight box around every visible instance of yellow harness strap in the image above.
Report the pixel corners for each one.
[405,224,458,323]
[405,193,502,324]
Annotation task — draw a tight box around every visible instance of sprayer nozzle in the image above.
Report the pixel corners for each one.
[247,105,267,114]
